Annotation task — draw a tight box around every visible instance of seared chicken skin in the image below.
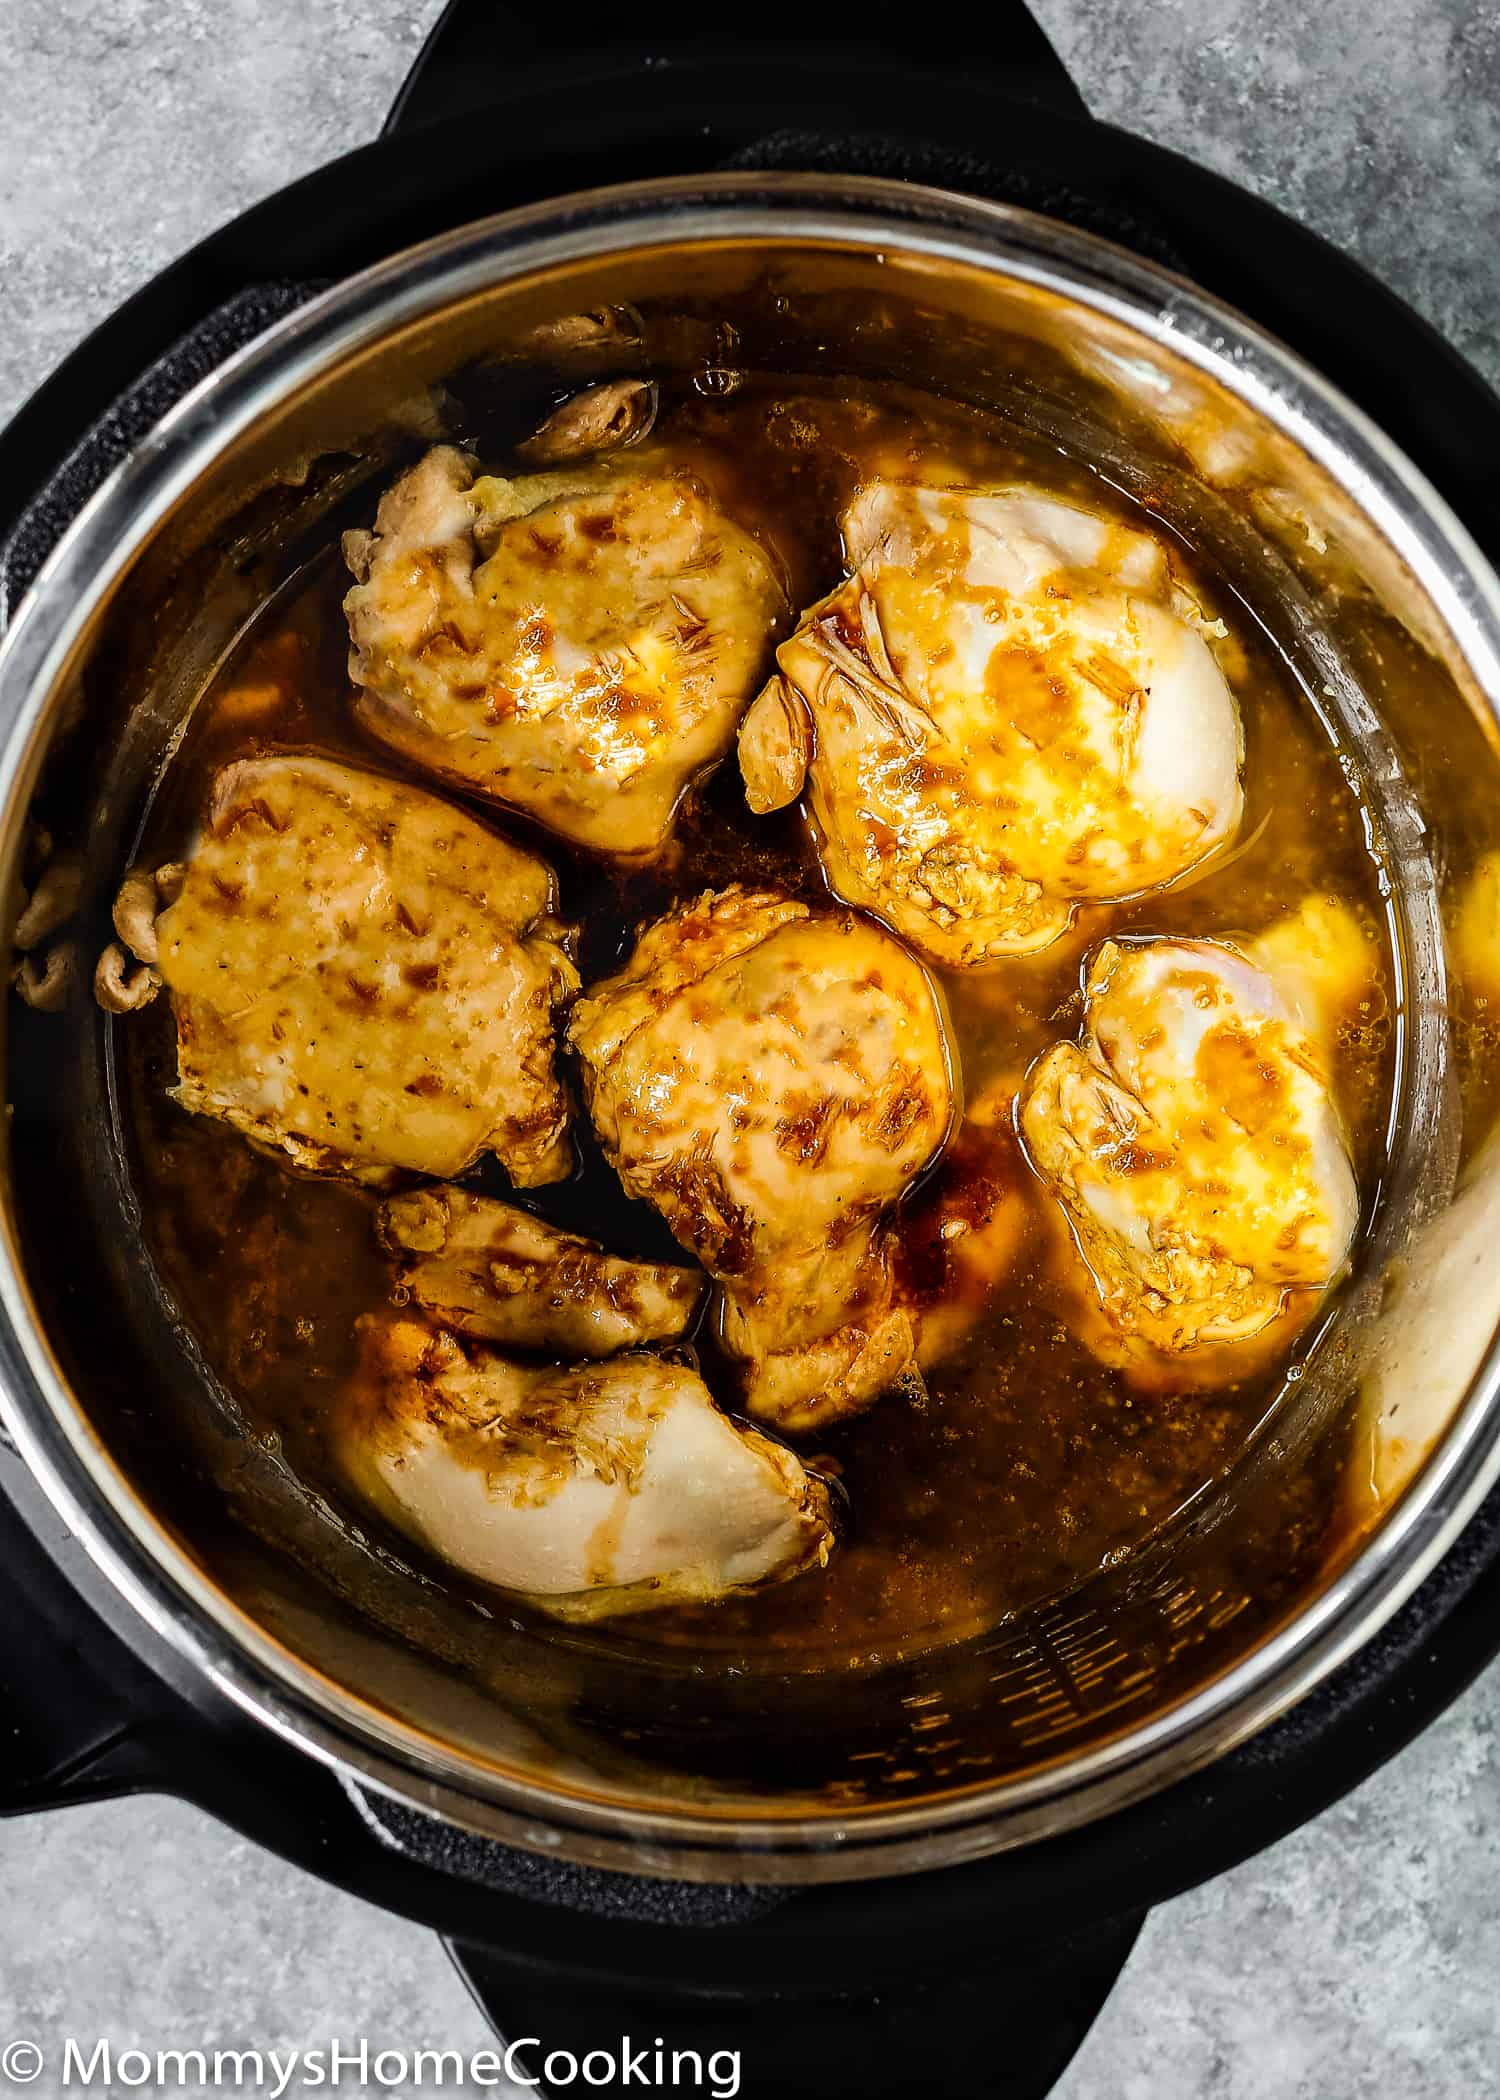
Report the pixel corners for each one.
[740,480,1244,967]
[337,1314,833,1617]
[570,888,955,1433]
[154,755,577,1186]
[1020,930,1359,1360]
[377,1186,703,1356]
[343,445,787,858]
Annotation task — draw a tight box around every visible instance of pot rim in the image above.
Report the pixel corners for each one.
[5,170,1500,1884]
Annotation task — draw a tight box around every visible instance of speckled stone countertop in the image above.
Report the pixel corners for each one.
[2,3,1499,2095]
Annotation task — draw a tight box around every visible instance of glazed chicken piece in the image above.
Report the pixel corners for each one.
[1020,926,1360,1362]
[343,444,787,858]
[151,755,577,1186]
[739,479,1244,967]
[569,887,955,1433]
[377,1186,703,1356]
[336,1315,833,1618]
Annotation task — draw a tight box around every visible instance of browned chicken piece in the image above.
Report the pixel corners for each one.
[740,479,1243,968]
[334,1314,833,1618]
[1020,922,1361,1367]
[376,1186,703,1356]
[342,445,787,858]
[152,755,577,1186]
[514,378,658,466]
[569,887,955,1433]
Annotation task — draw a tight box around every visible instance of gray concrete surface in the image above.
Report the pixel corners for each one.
[2,1,1500,2095]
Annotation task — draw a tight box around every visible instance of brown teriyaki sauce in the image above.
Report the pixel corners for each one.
[117,374,1398,1669]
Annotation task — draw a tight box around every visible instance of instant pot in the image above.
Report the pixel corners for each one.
[6,3,1500,2092]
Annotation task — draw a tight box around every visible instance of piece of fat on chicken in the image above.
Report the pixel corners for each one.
[1020,926,1361,1364]
[376,1185,704,1356]
[335,1314,834,1618]
[153,754,577,1187]
[569,887,955,1434]
[343,444,787,859]
[739,479,1244,969]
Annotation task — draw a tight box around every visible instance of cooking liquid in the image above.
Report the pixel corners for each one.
[118,377,1398,1666]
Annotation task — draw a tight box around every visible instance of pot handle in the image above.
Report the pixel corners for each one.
[0,1454,186,1813]
[385,0,1088,136]
[449,1910,1144,2099]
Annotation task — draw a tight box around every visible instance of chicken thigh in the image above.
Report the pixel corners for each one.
[336,1315,833,1618]
[377,1186,703,1355]
[739,480,1244,968]
[343,445,787,857]
[569,887,955,1432]
[1020,928,1359,1362]
[153,755,577,1186]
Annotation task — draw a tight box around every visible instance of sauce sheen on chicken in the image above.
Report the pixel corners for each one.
[337,1313,833,1616]
[155,754,577,1187]
[344,444,787,858]
[1020,933,1360,1362]
[570,886,954,1433]
[741,478,1244,967]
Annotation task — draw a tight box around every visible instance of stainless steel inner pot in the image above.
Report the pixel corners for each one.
[5,173,1500,1885]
